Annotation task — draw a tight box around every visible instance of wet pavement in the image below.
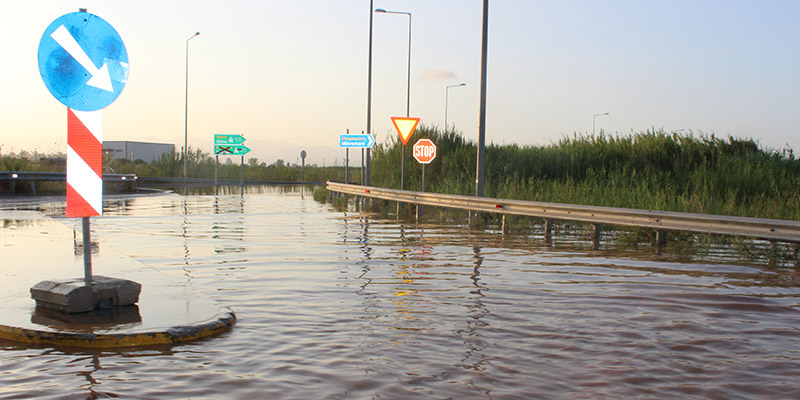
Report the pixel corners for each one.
[0,210,235,347]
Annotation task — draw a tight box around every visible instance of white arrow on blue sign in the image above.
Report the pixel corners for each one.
[340,134,375,148]
[38,11,128,111]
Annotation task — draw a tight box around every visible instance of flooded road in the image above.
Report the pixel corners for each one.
[2,187,799,399]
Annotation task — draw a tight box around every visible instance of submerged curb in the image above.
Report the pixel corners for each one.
[0,310,236,348]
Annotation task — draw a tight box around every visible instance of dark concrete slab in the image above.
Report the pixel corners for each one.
[31,275,142,313]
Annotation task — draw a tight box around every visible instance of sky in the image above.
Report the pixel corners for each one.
[1,0,799,166]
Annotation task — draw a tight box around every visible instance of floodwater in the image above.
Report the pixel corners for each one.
[1,186,799,399]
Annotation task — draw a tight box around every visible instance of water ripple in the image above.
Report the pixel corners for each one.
[2,188,799,399]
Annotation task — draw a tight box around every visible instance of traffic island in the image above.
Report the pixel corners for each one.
[0,211,236,348]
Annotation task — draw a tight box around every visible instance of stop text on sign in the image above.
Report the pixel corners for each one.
[413,138,437,164]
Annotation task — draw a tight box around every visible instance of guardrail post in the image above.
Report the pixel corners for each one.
[592,224,601,250]
[656,230,667,247]
[655,230,667,255]
[501,214,508,234]
[544,219,553,243]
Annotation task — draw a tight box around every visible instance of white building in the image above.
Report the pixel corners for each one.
[103,141,174,162]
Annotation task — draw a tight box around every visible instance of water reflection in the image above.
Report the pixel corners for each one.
[356,215,374,298]
[31,305,142,332]
[72,228,99,258]
[212,194,246,254]
[78,353,103,399]
[457,245,490,372]
[182,197,191,282]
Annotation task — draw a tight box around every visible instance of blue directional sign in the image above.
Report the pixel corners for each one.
[38,11,129,111]
[340,134,375,148]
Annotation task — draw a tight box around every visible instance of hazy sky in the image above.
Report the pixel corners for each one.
[2,0,799,166]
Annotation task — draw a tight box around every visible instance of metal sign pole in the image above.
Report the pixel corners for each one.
[416,164,426,222]
[422,163,426,192]
[300,150,307,183]
[345,129,350,184]
[82,216,92,285]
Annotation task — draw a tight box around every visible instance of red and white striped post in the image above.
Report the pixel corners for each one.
[67,109,103,217]
[67,108,103,283]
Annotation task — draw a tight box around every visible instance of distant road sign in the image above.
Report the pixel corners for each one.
[215,134,246,145]
[413,138,437,164]
[215,144,250,155]
[340,134,375,148]
[38,11,128,111]
[391,117,420,146]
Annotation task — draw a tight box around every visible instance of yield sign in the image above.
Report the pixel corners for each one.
[391,117,420,146]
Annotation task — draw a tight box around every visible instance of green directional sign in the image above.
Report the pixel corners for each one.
[214,134,246,145]
[215,144,251,155]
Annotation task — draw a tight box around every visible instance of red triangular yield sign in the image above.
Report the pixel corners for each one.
[391,117,421,146]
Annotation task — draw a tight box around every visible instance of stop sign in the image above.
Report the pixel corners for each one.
[413,138,437,164]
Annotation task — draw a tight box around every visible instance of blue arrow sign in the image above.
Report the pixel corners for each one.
[38,11,128,111]
[215,145,251,155]
[214,134,246,145]
[340,134,375,148]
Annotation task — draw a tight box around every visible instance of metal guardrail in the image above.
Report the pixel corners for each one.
[0,172,320,186]
[326,181,800,243]
[135,177,320,186]
[1,171,137,195]
[0,171,137,182]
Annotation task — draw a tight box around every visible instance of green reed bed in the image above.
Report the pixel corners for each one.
[369,127,800,221]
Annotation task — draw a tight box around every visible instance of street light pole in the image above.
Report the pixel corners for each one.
[445,83,466,129]
[593,112,609,135]
[475,0,489,201]
[376,8,412,193]
[366,0,374,187]
[184,32,199,181]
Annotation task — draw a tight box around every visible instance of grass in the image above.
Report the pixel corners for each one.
[368,126,800,221]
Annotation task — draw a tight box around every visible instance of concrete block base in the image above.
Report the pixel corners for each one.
[30,276,142,314]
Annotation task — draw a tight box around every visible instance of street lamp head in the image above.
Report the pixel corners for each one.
[376,8,411,16]
[459,82,466,86]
